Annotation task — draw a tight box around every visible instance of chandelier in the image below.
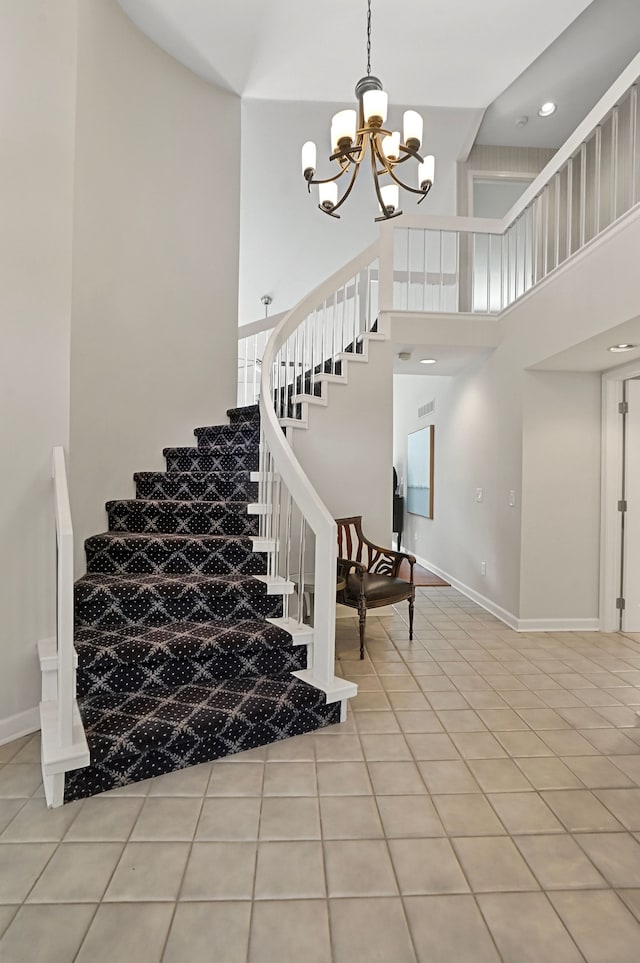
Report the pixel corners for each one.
[301,0,435,222]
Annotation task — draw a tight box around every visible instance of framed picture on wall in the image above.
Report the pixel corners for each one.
[407,425,434,519]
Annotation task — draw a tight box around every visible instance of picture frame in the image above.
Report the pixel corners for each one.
[407,424,434,519]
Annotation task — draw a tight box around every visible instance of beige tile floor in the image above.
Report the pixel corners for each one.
[2,587,640,961]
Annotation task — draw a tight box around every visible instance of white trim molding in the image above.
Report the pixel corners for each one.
[413,553,600,634]
[0,706,40,746]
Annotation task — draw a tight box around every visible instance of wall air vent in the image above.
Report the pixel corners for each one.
[418,400,435,418]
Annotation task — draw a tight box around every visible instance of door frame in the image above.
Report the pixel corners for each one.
[600,359,640,631]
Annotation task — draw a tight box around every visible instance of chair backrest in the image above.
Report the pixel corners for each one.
[336,516,365,564]
[335,515,397,576]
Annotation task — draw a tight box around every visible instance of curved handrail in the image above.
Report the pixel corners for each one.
[259,240,379,686]
[52,447,74,748]
[259,240,378,531]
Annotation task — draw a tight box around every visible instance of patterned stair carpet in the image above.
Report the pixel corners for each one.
[64,404,340,802]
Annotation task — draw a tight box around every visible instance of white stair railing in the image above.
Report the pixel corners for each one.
[237,312,287,408]
[39,448,89,807]
[256,243,379,699]
[53,447,74,748]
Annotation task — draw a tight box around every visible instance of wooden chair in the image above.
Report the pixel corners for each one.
[335,515,416,659]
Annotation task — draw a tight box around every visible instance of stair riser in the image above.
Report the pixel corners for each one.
[85,536,266,577]
[134,473,258,502]
[227,404,259,425]
[77,646,308,698]
[107,501,259,536]
[74,583,283,629]
[86,534,267,575]
[164,449,259,473]
[194,425,260,449]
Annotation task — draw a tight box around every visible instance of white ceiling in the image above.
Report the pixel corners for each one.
[116,0,640,378]
[118,1,606,119]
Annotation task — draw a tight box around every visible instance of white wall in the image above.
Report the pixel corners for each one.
[393,350,523,619]
[292,341,394,547]
[520,371,601,622]
[70,0,241,565]
[0,0,243,734]
[239,99,481,325]
[0,0,78,730]
[393,209,640,625]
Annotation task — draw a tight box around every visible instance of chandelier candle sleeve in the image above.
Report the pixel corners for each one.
[331,110,357,151]
[419,155,435,189]
[301,141,317,178]
[380,184,399,214]
[319,181,338,211]
[363,89,388,126]
[382,131,401,161]
[403,110,423,150]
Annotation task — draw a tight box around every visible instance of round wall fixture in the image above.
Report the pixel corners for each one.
[608,343,637,352]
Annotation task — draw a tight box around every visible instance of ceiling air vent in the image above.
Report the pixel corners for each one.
[418,400,435,418]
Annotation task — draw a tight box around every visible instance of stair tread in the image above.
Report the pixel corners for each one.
[80,677,332,750]
[75,618,297,653]
[77,571,272,590]
[88,532,258,545]
[134,471,253,479]
[64,677,339,801]
[107,499,251,509]
[74,619,308,699]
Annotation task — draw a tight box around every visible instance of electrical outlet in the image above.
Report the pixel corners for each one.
[475,488,483,503]
[480,561,487,576]
[508,490,516,507]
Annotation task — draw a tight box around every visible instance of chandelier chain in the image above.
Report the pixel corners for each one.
[366,0,371,76]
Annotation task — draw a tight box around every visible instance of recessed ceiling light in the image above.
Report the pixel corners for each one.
[608,343,637,352]
[538,102,557,117]
[420,358,437,365]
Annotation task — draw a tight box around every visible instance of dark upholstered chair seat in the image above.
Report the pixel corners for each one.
[336,515,416,659]
[344,573,411,605]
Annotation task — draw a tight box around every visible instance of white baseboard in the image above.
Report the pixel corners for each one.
[516,618,600,633]
[411,553,599,634]
[0,706,40,746]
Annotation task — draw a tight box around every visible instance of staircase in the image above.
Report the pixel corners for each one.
[62,403,344,803]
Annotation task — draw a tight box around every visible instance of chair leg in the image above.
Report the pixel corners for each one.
[358,599,366,659]
[408,592,415,641]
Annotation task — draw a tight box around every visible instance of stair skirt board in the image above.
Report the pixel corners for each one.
[56,402,351,803]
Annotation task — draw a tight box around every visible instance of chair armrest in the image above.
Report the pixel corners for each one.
[337,557,367,577]
[360,536,417,579]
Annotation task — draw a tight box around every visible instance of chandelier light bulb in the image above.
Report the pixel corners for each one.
[331,109,357,152]
[301,141,317,178]
[419,155,435,190]
[403,110,423,150]
[382,131,400,161]
[363,89,388,127]
[318,181,338,211]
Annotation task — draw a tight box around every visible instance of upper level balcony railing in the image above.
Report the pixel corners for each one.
[390,58,639,316]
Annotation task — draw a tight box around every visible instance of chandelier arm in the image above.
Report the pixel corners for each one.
[416,183,433,205]
[385,164,432,198]
[369,138,395,218]
[325,158,362,216]
[374,208,403,223]
[394,146,425,166]
[307,161,353,187]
